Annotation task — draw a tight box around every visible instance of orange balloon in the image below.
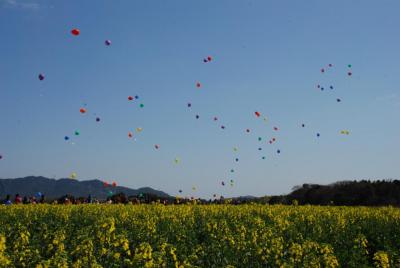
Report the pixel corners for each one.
[80,108,86,114]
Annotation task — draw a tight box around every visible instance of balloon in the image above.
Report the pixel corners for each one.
[317,84,320,89]
[71,28,80,36]
[213,117,218,121]
[328,64,333,67]
[187,103,192,107]
[348,64,352,68]
[262,156,266,159]
[128,96,133,101]
[277,149,281,154]
[235,158,239,162]
[178,189,182,193]
[348,72,352,76]
[233,147,238,152]
[174,157,180,164]
[139,103,144,108]
[136,127,143,132]
[128,132,133,138]
[258,137,262,141]
[108,190,113,197]
[330,86,334,89]
[103,182,109,187]
[336,98,341,102]
[203,59,208,63]
[340,130,350,135]
[272,138,276,141]
[36,192,42,198]
[213,194,217,198]
[64,136,69,141]
[154,144,160,149]
[321,87,324,91]
[0,155,2,160]
[246,129,250,133]
[255,111,261,117]
[269,140,272,144]
[321,68,325,73]
[112,182,117,187]
[80,108,86,114]
[135,95,139,99]
[221,125,225,129]
[273,127,278,131]
[74,131,80,136]
[196,82,201,88]
[195,115,199,119]
[230,169,234,173]
[317,133,320,137]
[70,172,77,179]
[221,181,225,186]
[258,147,262,151]
[192,186,196,191]
[38,73,45,81]
[105,40,111,46]
[301,124,305,128]
[96,117,101,122]
[207,56,212,61]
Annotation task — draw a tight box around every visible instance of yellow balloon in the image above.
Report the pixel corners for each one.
[70,172,77,179]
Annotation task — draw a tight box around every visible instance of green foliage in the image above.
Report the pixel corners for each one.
[0,204,399,267]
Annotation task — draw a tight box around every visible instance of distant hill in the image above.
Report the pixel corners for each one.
[286,180,400,206]
[0,176,171,200]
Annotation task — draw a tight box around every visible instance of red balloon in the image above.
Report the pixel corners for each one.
[112,182,117,187]
[103,182,109,187]
[128,132,133,138]
[128,96,133,101]
[255,111,261,117]
[71,28,80,36]
[79,108,86,114]
[207,56,212,61]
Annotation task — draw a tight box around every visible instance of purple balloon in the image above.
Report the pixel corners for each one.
[38,74,45,81]
[105,40,111,46]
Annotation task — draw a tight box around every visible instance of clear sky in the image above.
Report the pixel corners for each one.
[1,0,399,198]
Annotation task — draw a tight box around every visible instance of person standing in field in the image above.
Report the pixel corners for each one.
[3,195,12,205]
[14,194,22,204]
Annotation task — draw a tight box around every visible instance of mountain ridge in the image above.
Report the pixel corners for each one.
[0,176,171,199]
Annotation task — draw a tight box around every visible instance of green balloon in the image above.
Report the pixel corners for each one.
[348,64,352,68]
[258,137,262,141]
[75,131,80,136]
[140,103,144,108]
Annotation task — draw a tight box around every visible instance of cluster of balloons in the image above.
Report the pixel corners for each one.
[203,56,213,63]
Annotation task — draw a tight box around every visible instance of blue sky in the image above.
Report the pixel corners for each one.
[0,0,399,198]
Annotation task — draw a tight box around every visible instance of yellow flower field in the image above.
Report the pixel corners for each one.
[0,204,399,267]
